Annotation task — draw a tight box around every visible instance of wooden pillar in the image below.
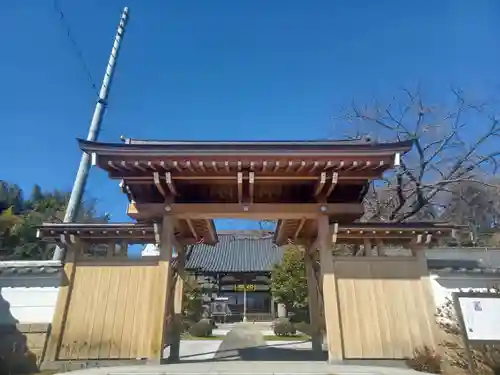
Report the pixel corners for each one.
[150,215,175,363]
[376,239,385,256]
[305,249,322,352]
[168,246,186,362]
[318,217,343,362]
[415,245,438,349]
[364,238,373,256]
[43,237,79,364]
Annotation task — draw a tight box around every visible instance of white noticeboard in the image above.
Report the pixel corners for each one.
[458,295,500,342]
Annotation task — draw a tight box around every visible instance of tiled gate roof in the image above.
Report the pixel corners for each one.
[185,231,284,273]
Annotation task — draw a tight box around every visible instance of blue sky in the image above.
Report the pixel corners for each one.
[1,1,499,233]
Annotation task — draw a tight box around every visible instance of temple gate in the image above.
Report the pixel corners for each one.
[37,137,460,367]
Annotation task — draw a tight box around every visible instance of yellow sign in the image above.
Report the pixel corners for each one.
[233,284,256,292]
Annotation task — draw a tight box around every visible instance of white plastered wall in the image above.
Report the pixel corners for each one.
[0,273,61,324]
[429,272,500,308]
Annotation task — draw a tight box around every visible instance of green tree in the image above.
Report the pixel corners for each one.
[0,181,109,260]
[270,245,308,313]
[0,207,22,234]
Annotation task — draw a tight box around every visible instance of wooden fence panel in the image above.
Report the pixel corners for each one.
[57,262,159,360]
[334,257,437,359]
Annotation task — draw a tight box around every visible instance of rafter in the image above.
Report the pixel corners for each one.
[172,161,182,172]
[185,161,195,172]
[309,161,320,173]
[147,161,159,171]
[120,161,131,170]
[107,161,120,170]
[134,161,147,171]
[296,161,306,173]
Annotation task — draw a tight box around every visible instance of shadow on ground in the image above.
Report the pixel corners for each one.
[176,339,327,363]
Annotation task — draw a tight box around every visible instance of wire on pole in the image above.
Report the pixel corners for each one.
[53,0,100,97]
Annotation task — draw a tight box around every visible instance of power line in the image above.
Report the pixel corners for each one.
[53,0,100,97]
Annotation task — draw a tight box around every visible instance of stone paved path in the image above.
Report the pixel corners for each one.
[55,324,432,374]
[212,322,326,361]
[56,361,433,375]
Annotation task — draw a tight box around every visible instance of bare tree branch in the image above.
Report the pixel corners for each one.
[343,88,500,226]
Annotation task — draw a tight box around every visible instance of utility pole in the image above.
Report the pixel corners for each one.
[53,7,129,261]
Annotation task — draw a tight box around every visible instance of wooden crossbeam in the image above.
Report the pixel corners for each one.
[129,202,364,220]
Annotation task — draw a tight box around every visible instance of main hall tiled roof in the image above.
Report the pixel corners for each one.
[185,231,284,273]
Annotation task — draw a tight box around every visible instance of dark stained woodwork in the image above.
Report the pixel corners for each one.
[249,172,255,204]
[153,172,166,197]
[325,172,339,198]
[165,172,177,196]
[237,172,243,203]
[314,172,327,197]
[129,202,365,220]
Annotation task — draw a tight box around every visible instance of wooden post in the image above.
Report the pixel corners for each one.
[43,238,78,364]
[376,239,385,256]
[318,217,343,362]
[168,246,186,362]
[305,249,322,352]
[150,215,175,363]
[416,247,439,349]
[364,238,373,256]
